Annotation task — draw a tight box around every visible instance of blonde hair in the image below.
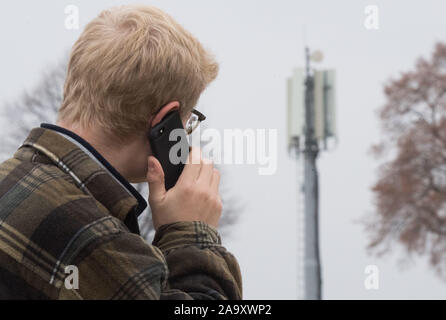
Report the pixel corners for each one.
[58,5,218,139]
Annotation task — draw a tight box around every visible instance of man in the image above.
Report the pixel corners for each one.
[0,5,242,299]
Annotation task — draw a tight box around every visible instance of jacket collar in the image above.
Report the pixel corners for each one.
[17,124,147,234]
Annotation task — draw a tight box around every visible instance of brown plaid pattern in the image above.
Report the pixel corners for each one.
[0,127,242,300]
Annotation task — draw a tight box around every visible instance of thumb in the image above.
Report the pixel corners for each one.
[147,156,166,201]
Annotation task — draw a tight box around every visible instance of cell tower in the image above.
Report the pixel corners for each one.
[287,47,337,300]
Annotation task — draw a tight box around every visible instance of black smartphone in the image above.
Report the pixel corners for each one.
[148,110,189,190]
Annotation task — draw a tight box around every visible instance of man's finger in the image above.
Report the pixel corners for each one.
[198,158,214,185]
[147,156,166,201]
[180,147,202,181]
[210,168,221,192]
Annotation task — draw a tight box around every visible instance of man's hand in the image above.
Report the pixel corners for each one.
[147,147,222,231]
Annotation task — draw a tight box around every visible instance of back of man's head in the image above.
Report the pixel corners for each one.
[58,5,219,140]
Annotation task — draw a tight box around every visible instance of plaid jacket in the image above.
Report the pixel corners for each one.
[0,125,242,300]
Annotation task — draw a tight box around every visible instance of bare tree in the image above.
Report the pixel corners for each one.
[367,42,446,277]
[0,58,241,241]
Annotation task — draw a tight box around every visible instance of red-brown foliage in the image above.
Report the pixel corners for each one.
[368,43,446,276]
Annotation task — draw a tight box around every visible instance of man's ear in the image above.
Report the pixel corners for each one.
[150,101,180,128]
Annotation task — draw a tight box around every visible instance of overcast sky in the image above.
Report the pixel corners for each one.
[1,0,446,299]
